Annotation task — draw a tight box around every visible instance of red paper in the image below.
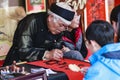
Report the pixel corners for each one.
[86,0,106,26]
[27,58,90,80]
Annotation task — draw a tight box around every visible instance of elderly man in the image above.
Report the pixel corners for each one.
[3,2,75,66]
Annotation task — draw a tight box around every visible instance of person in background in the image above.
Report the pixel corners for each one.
[3,2,75,66]
[62,13,88,60]
[117,12,120,42]
[110,5,120,42]
[83,20,120,80]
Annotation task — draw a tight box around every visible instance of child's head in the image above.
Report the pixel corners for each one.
[85,20,114,53]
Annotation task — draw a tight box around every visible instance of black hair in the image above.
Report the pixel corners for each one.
[110,5,120,24]
[86,20,114,47]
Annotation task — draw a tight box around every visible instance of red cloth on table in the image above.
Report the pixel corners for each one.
[27,58,90,80]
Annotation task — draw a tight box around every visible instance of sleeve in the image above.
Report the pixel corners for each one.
[84,62,104,80]
[16,15,45,62]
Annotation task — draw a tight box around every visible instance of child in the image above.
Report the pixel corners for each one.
[84,20,120,80]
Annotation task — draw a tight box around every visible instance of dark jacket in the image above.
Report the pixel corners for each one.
[3,12,62,66]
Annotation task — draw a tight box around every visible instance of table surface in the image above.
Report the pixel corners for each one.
[0,59,90,80]
[19,63,69,80]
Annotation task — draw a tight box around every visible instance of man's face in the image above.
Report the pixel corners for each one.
[48,15,68,35]
[68,13,80,31]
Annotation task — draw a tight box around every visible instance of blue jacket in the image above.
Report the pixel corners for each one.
[84,43,120,80]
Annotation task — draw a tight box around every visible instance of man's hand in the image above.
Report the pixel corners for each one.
[61,46,70,52]
[45,49,63,61]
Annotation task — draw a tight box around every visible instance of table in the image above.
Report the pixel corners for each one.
[0,63,68,80]
[27,58,90,80]
[19,64,69,80]
[0,59,90,80]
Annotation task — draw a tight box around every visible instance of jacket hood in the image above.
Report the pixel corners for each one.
[89,43,120,75]
[100,57,120,76]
